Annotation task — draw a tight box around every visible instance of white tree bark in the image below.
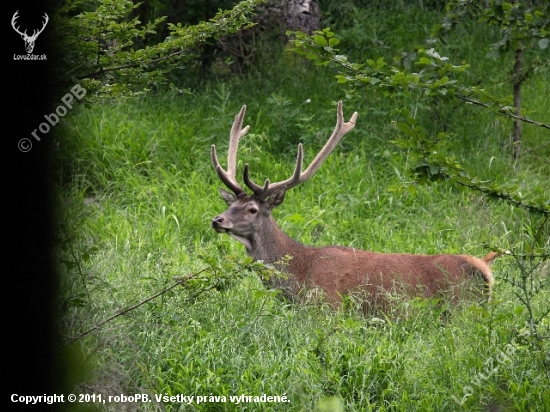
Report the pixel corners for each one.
[256,0,320,35]
[283,0,320,34]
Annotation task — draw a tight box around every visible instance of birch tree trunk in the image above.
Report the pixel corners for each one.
[256,0,320,35]
[283,0,320,34]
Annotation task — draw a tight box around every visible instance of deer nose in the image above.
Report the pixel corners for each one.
[211,216,225,228]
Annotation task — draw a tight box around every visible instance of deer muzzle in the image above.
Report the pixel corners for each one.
[211,215,231,233]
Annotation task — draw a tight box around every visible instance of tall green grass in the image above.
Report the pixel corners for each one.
[56,3,549,411]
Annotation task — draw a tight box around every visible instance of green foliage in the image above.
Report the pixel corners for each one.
[284,5,550,395]
[55,2,549,410]
[289,28,547,127]
[389,108,549,215]
[54,0,263,98]
[55,82,549,410]
[434,0,550,160]
[288,26,549,216]
[438,0,550,59]
[135,0,246,41]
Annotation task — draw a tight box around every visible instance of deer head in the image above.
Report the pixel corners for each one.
[12,11,49,54]
[211,101,357,256]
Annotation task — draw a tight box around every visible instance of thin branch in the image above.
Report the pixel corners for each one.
[456,94,550,130]
[64,267,208,346]
[77,48,190,80]
[440,170,549,216]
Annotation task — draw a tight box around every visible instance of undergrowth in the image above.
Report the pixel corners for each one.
[55,2,549,411]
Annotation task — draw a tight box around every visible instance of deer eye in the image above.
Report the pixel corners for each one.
[248,207,258,215]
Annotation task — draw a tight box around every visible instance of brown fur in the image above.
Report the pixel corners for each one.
[212,192,497,309]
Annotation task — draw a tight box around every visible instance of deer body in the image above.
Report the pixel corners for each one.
[211,102,496,308]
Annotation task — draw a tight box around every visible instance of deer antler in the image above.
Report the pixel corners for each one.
[11,11,49,39]
[11,11,23,36]
[244,101,357,199]
[12,11,49,54]
[211,105,250,195]
[34,13,49,39]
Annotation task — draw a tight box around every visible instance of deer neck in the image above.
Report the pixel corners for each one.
[245,216,304,264]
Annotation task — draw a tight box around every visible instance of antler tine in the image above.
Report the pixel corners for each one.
[243,163,266,194]
[300,101,357,180]
[246,101,357,199]
[211,146,243,194]
[243,145,304,197]
[11,11,26,36]
[227,105,249,176]
[211,105,250,195]
[34,13,49,38]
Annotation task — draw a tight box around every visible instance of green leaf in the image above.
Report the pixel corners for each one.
[61,260,77,271]
[417,57,432,65]
[406,117,417,125]
[538,38,549,49]
[335,75,348,83]
[313,35,328,47]
[396,122,415,137]
[391,72,406,84]
[391,138,416,149]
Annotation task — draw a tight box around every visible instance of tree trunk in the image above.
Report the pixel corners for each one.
[512,47,523,164]
[283,0,320,35]
[255,0,320,36]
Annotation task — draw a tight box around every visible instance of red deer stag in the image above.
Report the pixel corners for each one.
[211,102,497,309]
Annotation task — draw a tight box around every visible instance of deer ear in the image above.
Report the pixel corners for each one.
[267,186,286,210]
[219,187,237,206]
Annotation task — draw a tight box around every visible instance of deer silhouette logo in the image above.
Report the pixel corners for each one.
[11,11,49,54]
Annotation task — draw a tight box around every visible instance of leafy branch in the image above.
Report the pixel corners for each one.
[287,27,549,217]
[455,94,550,129]
[288,28,550,130]
[55,0,264,98]
[433,0,550,160]
[389,109,549,216]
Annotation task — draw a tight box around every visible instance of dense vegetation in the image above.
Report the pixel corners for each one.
[56,1,549,410]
